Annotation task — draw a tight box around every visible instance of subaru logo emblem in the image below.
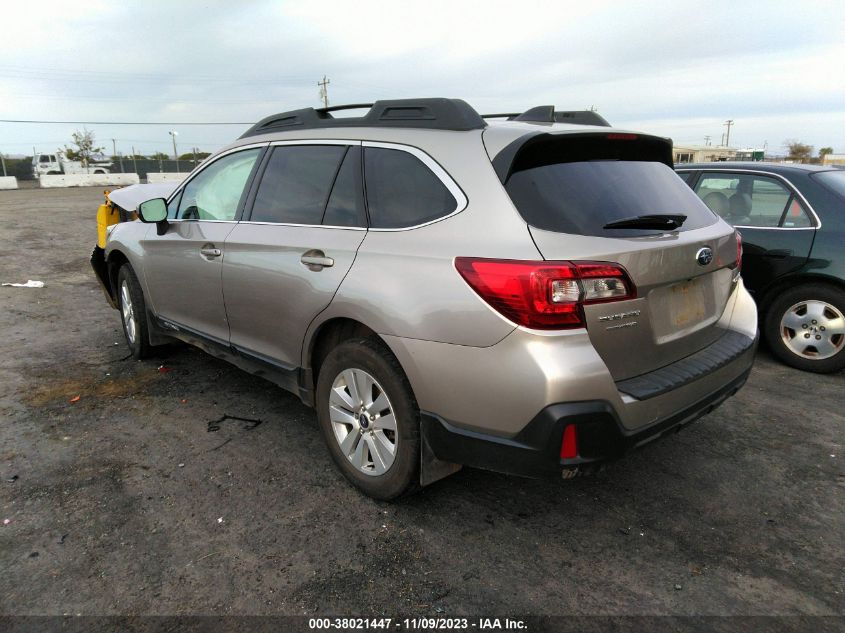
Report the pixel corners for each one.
[696,247,713,266]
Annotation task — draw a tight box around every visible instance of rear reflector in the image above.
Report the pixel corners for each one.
[560,424,578,459]
[454,258,635,330]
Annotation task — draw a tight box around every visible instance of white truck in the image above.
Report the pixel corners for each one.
[32,151,112,178]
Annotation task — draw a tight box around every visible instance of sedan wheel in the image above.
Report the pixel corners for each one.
[780,299,845,361]
[764,283,845,373]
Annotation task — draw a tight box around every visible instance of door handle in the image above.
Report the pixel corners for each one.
[301,249,334,270]
[762,249,792,259]
[200,247,222,258]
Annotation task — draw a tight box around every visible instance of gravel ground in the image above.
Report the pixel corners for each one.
[0,187,842,620]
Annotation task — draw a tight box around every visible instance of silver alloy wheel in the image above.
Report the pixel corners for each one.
[120,280,137,346]
[780,299,845,360]
[329,368,397,476]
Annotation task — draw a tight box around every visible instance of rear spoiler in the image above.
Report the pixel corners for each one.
[491,131,674,184]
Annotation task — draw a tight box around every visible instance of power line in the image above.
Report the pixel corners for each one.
[0,119,252,125]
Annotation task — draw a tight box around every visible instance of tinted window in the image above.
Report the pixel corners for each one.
[251,145,346,224]
[39,154,50,163]
[178,149,260,220]
[694,173,811,228]
[364,147,456,229]
[323,147,365,227]
[813,170,845,200]
[506,160,717,237]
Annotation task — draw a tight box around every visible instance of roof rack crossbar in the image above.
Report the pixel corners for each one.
[316,103,374,113]
[240,98,487,138]
[483,106,611,127]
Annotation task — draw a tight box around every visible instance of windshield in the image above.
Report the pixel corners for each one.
[505,160,718,238]
[812,170,845,201]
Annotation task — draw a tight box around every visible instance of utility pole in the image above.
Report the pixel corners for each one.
[111,138,117,158]
[724,120,734,148]
[192,146,197,167]
[131,146,138,175]
[169,130,179,173]
[318,75,330,108]
[1,152,6,177]
[704,135,711,146]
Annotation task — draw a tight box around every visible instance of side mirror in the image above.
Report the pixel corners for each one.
[138,198,168,223]
[137,198,169,235]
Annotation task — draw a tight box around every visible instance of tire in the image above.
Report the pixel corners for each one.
[117,264,152,360]
[764,283,845,373]
[315,338,420,500]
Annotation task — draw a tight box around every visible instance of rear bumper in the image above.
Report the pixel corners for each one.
[421,350,754,478]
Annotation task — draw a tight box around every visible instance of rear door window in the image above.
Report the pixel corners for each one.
[250,145,347,225]
[364,147,457,229]
[505,160,717,237]
[694,173,812,228]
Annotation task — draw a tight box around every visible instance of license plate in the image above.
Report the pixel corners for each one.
[671,278,706,327]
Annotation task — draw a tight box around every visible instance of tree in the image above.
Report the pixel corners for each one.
[150,151,170,160]
[0,156,35,180]
[179,151,211,161]
[819,147,834,160]
[784,139,814,163]
[64,128,104,168]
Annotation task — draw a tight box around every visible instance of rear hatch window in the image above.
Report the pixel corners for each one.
[502,134,718,238]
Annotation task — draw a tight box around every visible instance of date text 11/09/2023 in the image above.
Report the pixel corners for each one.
[308,617,528,630]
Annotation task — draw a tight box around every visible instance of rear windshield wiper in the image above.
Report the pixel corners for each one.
[603,214,687,230]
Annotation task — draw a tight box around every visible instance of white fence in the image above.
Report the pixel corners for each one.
[39,174,140,188]
[146,172,188,183]
[0,177,18,190]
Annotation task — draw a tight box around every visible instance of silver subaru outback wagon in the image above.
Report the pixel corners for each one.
[91,98,758,499]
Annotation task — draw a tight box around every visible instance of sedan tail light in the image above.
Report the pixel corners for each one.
[454,258,635,330]
[735,230,743,271]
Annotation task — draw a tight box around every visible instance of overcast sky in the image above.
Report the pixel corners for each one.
[1,0,843,158]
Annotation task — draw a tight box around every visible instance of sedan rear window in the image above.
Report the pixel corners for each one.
[505,160,718,237]
[812,170,845,201]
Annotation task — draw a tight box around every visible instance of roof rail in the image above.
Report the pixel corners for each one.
[482,106,611,127]
[239,98,486,138]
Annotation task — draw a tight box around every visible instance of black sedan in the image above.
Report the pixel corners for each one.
[677,162,845,373]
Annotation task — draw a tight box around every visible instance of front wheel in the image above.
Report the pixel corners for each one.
[316,338,420,499]
[764,283,845,373]
[117,264,152,360]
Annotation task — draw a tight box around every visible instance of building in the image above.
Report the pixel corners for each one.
[673,144,738,163]
[821,153,845,166]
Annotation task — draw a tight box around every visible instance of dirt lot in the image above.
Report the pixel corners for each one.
[0,187,842,619]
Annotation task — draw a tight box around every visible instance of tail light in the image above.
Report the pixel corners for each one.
[454,258,635,330]
[735,230,743,271]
